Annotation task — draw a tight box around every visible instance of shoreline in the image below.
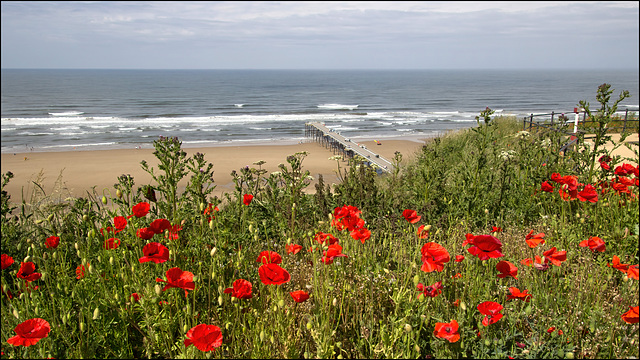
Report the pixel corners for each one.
[0,136,429,204]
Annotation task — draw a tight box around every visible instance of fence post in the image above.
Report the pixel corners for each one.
[550,111,555,126]
[529,114,533,131]
[623,109,628,133]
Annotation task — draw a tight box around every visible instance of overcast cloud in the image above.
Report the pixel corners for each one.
[1,1,638,69]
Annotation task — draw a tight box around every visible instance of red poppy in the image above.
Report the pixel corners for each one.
[166,224,182,240]
[203,203,219,221]
[600,161,611,171]
[350,227,371,244]
[543,247,567,266]
[45,236,60,249]
[402,209,421,224]
[621,306,639,324]
[184,324,223,352]
[149,218,171,235]
[557,175,580,201]
[466,234,504,260]
[256,251,282,264]
[507,287,532,302]
[608,255,629,273]
[455,255,465,262]
[136,227,155,240]
[6,318,50,347]
[540,181,554,193]
[139,242,170,264]
[578,184,599,203]
[130,293,141,302]
[223,279,253,299]
[290,290,310,303]
[321,244,348,264]
[17,262,41,282]
[420,242,450,272]
[579,236,606,253]
[550,172,563,183]
[433,320,460,343]
[417,225,430,239]
[113,216,127,232]
[286,244,303,254]
[452,272,462,279]
[525,230,545,248]
[477,301,504,326]
[76,263,88,279]
[103,238,121,250]
[614,163,638,177]
[243,194,253,205]
[314,232,339,245]
[1,254,14,269]
[492,226,503,233]
[496,260,518,279]
[547,326,556,333]
[627,265,639,280]
[332,205,364,231]
[131,202,150,218]
[156,267,196,297]
[258,263,291,285]
[417,281,443,298]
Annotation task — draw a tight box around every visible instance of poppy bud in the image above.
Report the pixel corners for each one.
[566,352,575,359]
[93,307,100,320]
[75,242,79,250]
[413,275,420,285]
[114,293,119,301]
[210,247,217,257]
[77,250,81,258]
[199,202,205,211]
[332,298,338,306]
[109,256,114,265]
[41,272,46,281]
[218,295,223,306]
[404,324,412,332]
[270,335,274,344]
[24,255,30,262]
[13,308,19,318]
[306,322,312,330]
[82,214,88,222]
[278,299,285,308]
[97,256,102,263]
[460,302,467,311]
[249,224,253,233]
[292,202,296,209]
[80,322,85,332]
[155,284,162,296]
[48,213,54,222]
[101,196,108,205]
[260,330,265,342]
[116,189,122,199]
[186,303,192,315]
[53,251,57,260]
[183,324,189,333]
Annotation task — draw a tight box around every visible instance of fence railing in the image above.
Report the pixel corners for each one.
[523,108,639,135]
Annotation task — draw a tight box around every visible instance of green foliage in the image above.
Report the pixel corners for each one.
[1,85,638,359]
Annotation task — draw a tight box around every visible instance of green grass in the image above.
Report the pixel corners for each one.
[1,102,639,358]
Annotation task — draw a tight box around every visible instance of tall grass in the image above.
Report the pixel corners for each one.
[1,84,638,359]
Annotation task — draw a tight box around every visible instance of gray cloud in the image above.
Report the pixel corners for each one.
[1,1,638,69]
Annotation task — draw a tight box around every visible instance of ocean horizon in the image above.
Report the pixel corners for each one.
[2,69,638,153]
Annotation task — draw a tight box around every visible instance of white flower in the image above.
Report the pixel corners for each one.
[515,130,531,139]
[499,150,516,161]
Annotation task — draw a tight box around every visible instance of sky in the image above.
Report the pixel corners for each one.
[1,1,638,70]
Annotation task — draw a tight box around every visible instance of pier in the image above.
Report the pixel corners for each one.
[304,122,394,173]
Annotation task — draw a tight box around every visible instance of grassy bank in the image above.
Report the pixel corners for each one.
[1,84,638,359]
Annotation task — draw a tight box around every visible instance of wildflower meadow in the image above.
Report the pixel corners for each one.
[1,84,638,358]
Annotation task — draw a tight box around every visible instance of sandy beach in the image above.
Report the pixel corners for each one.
[0,138,428,203]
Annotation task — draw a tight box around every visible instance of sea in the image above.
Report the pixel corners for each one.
[1,69,638,154]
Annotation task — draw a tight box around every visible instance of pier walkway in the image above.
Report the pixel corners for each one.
[304,122,394,173]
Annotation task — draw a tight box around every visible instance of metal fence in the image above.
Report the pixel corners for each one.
[523,108,639,134]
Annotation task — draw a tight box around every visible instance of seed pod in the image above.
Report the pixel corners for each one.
[93,307,100,320]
